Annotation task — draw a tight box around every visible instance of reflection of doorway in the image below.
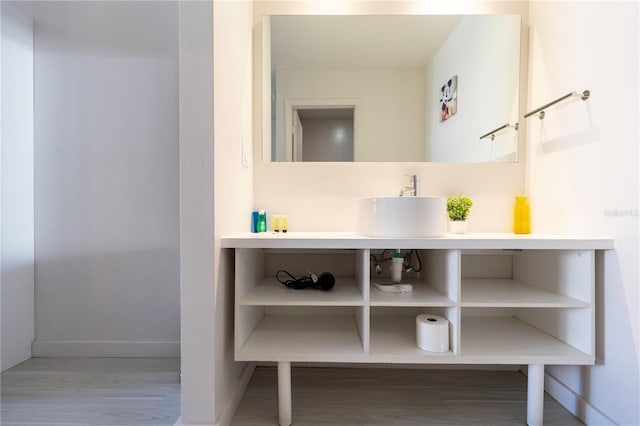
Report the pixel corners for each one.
[285,99,357,162]
[293,108,354,161]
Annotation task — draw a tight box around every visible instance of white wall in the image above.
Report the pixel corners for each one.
[213,1,255,424]
[29,2,180,357]
[1,3,35,371]
[179,1,254,425]
[178,1,216,423]
[254,1,528,234]
[425,15,520,162]
[527,2,639,424]
[275,67,424,161]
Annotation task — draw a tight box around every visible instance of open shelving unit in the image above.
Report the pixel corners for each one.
[223,233,611,426]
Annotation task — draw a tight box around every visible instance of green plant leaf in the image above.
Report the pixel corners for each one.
[446,196,473,221]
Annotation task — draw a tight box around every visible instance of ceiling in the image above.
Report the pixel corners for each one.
[271,15,463,69]
[298,108,354,121]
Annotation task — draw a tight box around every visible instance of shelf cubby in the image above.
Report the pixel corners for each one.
[512,249,594,305]
[236,306,367,362]
[460,313,592,364]
[369,249,458,306]
[369,306,459,360]
[461,278,590,308]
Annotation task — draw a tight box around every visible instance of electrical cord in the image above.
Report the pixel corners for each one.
[370,249,422,273]
[407,249,422,272]
[276,270,309,288]
[370,250,394,264]
[276,269,335,290]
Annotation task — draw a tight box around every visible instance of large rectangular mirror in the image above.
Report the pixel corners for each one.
[264,14,522,163]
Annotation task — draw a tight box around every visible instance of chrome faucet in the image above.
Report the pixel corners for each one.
[400,174,419,196]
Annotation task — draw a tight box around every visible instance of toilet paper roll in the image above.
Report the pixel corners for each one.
[416,314,450,353]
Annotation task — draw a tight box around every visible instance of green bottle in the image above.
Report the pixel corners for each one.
[257,209,266,233]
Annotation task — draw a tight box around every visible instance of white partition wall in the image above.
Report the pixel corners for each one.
[1,3,35,372]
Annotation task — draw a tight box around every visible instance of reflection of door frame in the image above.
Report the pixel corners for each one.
[284,99,358,162]
[292,109,304,161]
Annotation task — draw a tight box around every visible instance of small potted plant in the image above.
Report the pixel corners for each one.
[447,196,473,234]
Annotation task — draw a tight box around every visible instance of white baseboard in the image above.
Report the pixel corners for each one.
[216,363,256,426]
[544,371,615,425]
[31,340,180,357]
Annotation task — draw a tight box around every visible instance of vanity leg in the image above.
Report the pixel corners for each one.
[278,361,292,426]
[527,364,545,426]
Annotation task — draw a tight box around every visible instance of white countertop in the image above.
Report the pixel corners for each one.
[221,232,614,250]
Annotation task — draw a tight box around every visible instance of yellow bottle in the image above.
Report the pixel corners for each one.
[514,196,531,234]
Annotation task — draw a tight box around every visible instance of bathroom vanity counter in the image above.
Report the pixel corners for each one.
[221,231,614,250]
[222,232,613,426]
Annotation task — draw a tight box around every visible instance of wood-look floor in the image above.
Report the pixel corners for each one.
[233,367,583,426]
[1,357,180,426]
[1,358,582,426]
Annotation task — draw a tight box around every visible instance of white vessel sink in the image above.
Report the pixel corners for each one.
[356,196,446,238]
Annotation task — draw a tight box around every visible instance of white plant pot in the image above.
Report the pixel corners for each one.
[449,220,468,234]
